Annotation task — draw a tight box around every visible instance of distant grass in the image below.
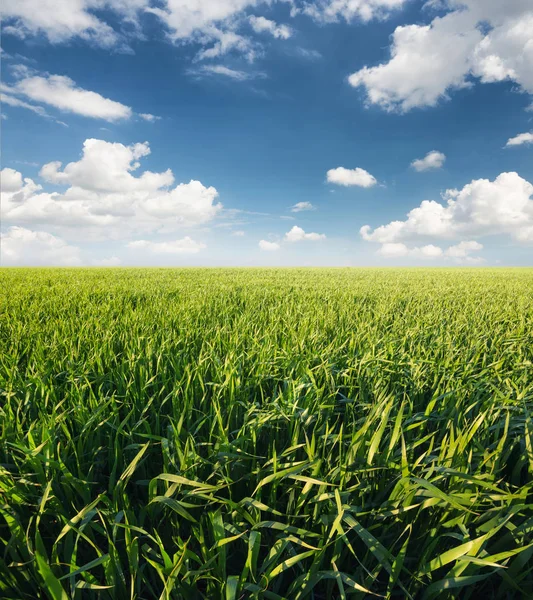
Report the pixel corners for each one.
[1,268,532,599]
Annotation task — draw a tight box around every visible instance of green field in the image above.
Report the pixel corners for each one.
[1,268,533,599]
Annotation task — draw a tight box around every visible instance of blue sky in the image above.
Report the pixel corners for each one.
[1,0,532,266]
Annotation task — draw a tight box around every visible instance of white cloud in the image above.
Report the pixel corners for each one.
[348,0,533,111]
[2,0,415,64]
[259,239,280,251]
[2,1,269,60]
[294,47,322,60]
[290,201,315,212]
[327,166,377,187]
[196,29,258,62]
[2,0,267,59]
[445,240,483,258]
[361,171,533,245]
[411,150,446,171]
[506,132,533,147]
[231,230,245,236]
[39,139,173,192]
[191,64,257,81]
[0,226,82,266]
[147,0,257,41]
[147,1,264,61]
[92,256,122,266]
[285,225,326,242]
[1,0,137,47]
[9,73,132,121]
[1,168,24,192]
[303,0,408,24]
[127,237,206,254]
[377,242,410,257]
[139,113,162,122]
[249,16,292,39]
[1,138,223,240]
[378,242,444,258]
[376,239,483,261]
[1,89,50,117]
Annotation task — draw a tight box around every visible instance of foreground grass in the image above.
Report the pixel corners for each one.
[1,268,532,599]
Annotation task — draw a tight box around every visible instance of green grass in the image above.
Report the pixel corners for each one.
[1,268,532,599]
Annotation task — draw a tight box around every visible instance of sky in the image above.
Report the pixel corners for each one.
[1,0,532,267]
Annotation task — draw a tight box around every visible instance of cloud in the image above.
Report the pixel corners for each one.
[411,150,446,171]
[1,0,141,47]
[139,113,162,122]
[360,171,533,245]
[195,29,258,62]
[445,240,483,258]
[8,73,132,121]
[377,239,483,262]
[0,226,82,266]
[39,138,173,192]
[1,138,223,240]
[92,256,122,266]
[231,230,245,236]
[259,239,280,251]
[146,1,265,62]
[294,47,322,60]
[1,88,50,117]
[302,0,408,23]
[127,238,206,254]
[2,1,267,60]
[506,132,533,147]
[2,0,414,64]
[290,201,315,212]
[285,225,326,242]
[327,166,377,187]
[249,16,292,39]
[190,64,259,81]
[2,1,270,60]
[378,242,443,258]
[348,0,533,111]
[1,168,24,192]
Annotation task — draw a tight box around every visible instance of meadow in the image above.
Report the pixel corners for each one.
[1,267,532,599]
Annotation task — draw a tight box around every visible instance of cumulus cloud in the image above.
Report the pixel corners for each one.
[2,0,415,63]
[303,0,408,23]
[1,0,145,47]
[1,138,223,240]
[249,16,292,39]
[39,139,173,192]
[285,225,326,242]
[445,240,483,258]
[360,171,533,245]
[378,242,443,258]
[3,0,265,60]
[506,132,533,147]
[290,201,315,212]
[0,226,82,266]
[1,168,24,192]
[127,238,206,254]
[259,239,280,251]
[7,73,132,121]
[327,166,377,187]
[348,0,533,111]
[411,150,446,171]
[377,239,483,262]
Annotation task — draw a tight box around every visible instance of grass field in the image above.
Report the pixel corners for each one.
[1,268,533,599]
